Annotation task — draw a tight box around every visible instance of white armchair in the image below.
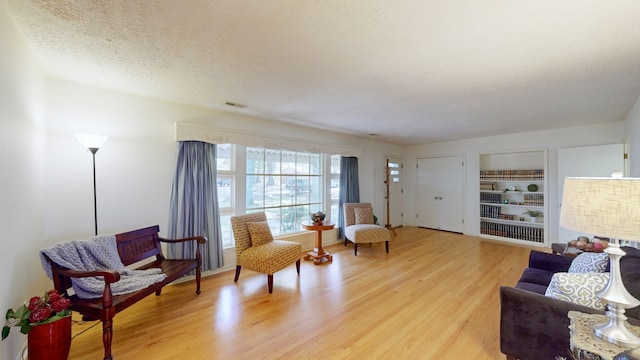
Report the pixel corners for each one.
[343,203,390,256]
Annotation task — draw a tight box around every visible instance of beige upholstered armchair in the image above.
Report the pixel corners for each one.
[231,212,302,293]
[343,203,390,256]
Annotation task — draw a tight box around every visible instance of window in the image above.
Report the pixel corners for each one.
[216,144,340,248]
[246,147,324,236]
[389,162,400,183]
[330,155,341,225]
[216,144,235,248]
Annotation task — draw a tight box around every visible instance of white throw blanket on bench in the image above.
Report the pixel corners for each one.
[40,234,167,299]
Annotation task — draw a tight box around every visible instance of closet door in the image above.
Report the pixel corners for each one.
[417,156,465,233]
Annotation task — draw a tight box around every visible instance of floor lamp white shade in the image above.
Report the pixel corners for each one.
[560,176,640,347]
[75,133,108,150]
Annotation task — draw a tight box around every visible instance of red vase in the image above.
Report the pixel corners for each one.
[27,316,72,360]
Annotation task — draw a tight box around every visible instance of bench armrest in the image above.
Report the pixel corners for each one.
[157,235,206,262]
[53,267,122,311]
[157,235,207,245]
[54,267,121,283]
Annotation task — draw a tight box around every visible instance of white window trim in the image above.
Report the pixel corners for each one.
[175,122,362,158]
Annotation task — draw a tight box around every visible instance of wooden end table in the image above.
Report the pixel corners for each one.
[301,222,335,265]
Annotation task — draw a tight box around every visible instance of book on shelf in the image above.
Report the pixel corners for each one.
[480,181,495,190]
[480,193,502,204]
[479,169,544,181]
[524,194,544,206]
[480,220,544,243]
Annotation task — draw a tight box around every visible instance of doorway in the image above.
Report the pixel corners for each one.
[557,143,625,242]
[385,157,404,228]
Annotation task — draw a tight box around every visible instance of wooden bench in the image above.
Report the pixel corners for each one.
[42,225,206,360]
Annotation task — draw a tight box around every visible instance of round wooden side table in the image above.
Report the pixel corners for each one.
[301,222,335,265]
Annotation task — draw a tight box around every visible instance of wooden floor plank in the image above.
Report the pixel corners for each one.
[68,227,540,359]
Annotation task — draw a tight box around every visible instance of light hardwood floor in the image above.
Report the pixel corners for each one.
[68,226,541,359]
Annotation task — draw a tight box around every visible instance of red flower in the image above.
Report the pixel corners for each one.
[51,298,70,312]
[48,292,61,304]
[3,289,72,341]
[29,307,52,323]
[27,297,41,311]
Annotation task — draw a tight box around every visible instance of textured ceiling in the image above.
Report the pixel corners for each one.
[7,0,640,145]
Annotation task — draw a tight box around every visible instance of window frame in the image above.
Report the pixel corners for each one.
[245,147,324,236]
[216,144,340,248]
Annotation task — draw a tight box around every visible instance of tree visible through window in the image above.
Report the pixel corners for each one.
[246,147,323,235]
[216,144,234,248]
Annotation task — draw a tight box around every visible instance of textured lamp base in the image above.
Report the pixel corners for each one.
[595,242,640,348]
[594,305,640,348]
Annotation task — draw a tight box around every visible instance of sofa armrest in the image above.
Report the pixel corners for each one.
[528,250,573,272]
[500,286,603,360]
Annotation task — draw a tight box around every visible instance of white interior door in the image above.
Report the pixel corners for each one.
[417,156,465,233]
[385,157,404,227]
[417,158,439,229]
[558,143,625,242]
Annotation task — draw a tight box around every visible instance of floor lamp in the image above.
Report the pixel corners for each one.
[75,133,108,236]
[560,175,640,347]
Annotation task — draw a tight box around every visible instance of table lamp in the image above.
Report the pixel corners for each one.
[560,175,640,347]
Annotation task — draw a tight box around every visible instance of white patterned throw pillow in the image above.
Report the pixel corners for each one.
[544,272,610,310]
[354,207,374,224]
[568,252,609,273]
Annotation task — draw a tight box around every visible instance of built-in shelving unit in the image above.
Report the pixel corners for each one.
[479,151,547,246]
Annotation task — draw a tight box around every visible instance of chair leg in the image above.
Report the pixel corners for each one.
[344,239,348,246]
[385,241,389,253]
[354,243,358,256]
[296,259,300,275]
[268,274,273,293]
[234,265,242,282]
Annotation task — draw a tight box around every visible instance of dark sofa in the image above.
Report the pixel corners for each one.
[500,246,640,360]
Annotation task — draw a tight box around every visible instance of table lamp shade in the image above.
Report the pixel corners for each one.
[560,177,640,241]
[560,176,640,347]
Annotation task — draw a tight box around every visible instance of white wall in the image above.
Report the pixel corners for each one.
[405,122,626,243]
[626,95,640,176]
[44,79,213,240]
[44,80,403,244]
[0,2,48,358]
